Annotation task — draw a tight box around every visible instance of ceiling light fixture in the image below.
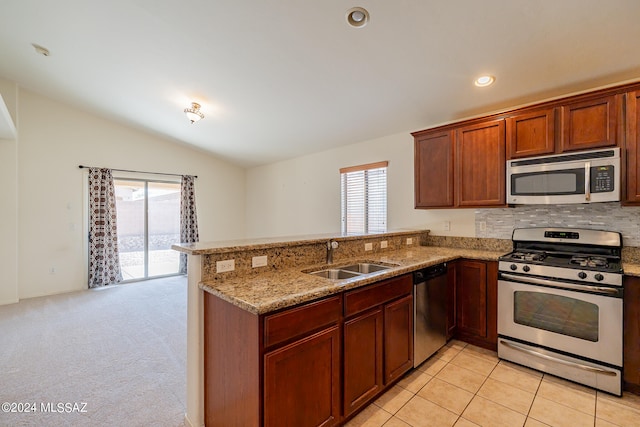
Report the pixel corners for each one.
[184,102,204,124]
[474,75,495,87]
[346,7,370,28]
[31,43,50,56]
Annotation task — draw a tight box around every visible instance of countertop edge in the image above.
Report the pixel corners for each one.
[198,247,501,315]
[172,229,427,255]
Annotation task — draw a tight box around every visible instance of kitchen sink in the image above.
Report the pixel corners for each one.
[306,269,362,279]
[304,262,396,280]
[340,263,391,274]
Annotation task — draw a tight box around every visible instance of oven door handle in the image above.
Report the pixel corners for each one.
[499,340,618,376]
[500,273,620,295]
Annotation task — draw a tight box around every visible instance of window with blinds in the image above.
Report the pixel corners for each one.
[340,161,388,235]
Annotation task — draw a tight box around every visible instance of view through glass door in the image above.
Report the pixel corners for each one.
[114,178,181,281]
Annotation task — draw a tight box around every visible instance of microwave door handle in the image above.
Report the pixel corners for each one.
[585,162,591,201]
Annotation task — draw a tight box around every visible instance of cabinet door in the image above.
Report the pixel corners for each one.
[485,262,498,347]
[414,131,455,208]
[446,262,457,340]
[456,119,506,207]
[625,91,640,203]
[456,260,488,338]
[384,294,414,383]
[506,108,556,159]
[560,94,619,152]
[264,326,341,427]
[624,275,640,392]
[343,309,383,416]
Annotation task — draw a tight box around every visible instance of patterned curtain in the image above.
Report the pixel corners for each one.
[179,175,199,274]
[88,168,122,288]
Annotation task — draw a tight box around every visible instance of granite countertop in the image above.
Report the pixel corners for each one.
[199,246,504,315]
[623,263,640,277]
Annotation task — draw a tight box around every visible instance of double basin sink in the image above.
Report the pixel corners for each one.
[305,262,396,280]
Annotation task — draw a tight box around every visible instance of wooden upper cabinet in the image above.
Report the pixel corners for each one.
[506,108,555,159]
[414,131,454,208]
[456,119,506,207]
[560,94,619,152]
[625,91,640,204]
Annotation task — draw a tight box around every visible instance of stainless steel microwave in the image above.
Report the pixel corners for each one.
[507,147,620,205]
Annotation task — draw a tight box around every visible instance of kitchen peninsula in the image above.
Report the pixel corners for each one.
[173,230,508,426]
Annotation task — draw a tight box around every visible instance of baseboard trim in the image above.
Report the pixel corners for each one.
[0,297,19,306]
[184,412,202,427]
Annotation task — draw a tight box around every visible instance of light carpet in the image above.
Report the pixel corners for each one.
[0,276,187,426]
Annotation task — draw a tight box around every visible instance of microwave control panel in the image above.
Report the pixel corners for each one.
[591,165,615,193]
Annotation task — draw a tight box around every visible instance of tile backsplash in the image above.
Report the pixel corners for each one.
[475,203,640,246]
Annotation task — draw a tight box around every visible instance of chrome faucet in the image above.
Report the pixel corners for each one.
[326,240,339,264]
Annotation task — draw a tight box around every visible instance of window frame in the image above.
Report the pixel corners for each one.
[340,161,388,235]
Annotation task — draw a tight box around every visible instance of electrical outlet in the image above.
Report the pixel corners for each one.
[364,242,373,251]
[380,240,388,249]
[216,259,235,273]
[406,238,413,245]
[49,267,56,274]
[443,221,451,231]
[252,255,268,268]
[479,221,487,232]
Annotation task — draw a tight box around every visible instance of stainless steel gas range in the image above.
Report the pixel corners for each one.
[497,227,624,395]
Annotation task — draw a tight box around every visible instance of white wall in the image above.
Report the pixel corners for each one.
[245,132,475,238]
[0,78,18,305]
[15,89,246,300]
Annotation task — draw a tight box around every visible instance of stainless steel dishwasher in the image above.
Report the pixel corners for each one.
[413,263,448,367]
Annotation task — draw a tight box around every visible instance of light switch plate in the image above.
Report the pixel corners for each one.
[444,221,451,231]
[252,255,268,268]
[364,242,373,251]
[216,259,235,273]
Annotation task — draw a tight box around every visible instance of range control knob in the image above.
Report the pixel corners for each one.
[578,272,587,279]
[510,264,518,271]
[595,273,604,282]
[523,266,530,272]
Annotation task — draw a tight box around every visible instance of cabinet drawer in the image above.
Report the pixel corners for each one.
[264,295,342,348]
[344,275,412,317]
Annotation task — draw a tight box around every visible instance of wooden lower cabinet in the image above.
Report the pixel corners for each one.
[343,309,383,416]
[204,274,415,427]
[264,326,341,427]
[384,294,414,383]
[453,259,498,350]
[446,262,457,340]
[624,275,640,393]
[343,275,414,420]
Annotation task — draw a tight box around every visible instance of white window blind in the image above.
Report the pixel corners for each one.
[341,161,388,235]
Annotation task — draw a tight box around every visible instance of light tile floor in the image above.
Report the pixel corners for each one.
[346,340,640,427]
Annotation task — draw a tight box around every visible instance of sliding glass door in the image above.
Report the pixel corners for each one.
[114,178,181,281]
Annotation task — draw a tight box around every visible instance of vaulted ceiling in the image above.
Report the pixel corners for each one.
[2,0,640,166]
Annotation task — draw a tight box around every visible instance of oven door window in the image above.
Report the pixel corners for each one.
[511,168,585,196]
[513,291,598,342]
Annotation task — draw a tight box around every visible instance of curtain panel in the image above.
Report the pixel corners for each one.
[179,175,199,274]
[88,168,123,288]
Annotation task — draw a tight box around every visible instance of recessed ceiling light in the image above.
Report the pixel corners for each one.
[31,43,50,57]
[346,7,370,28]
[474,75,495,87]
